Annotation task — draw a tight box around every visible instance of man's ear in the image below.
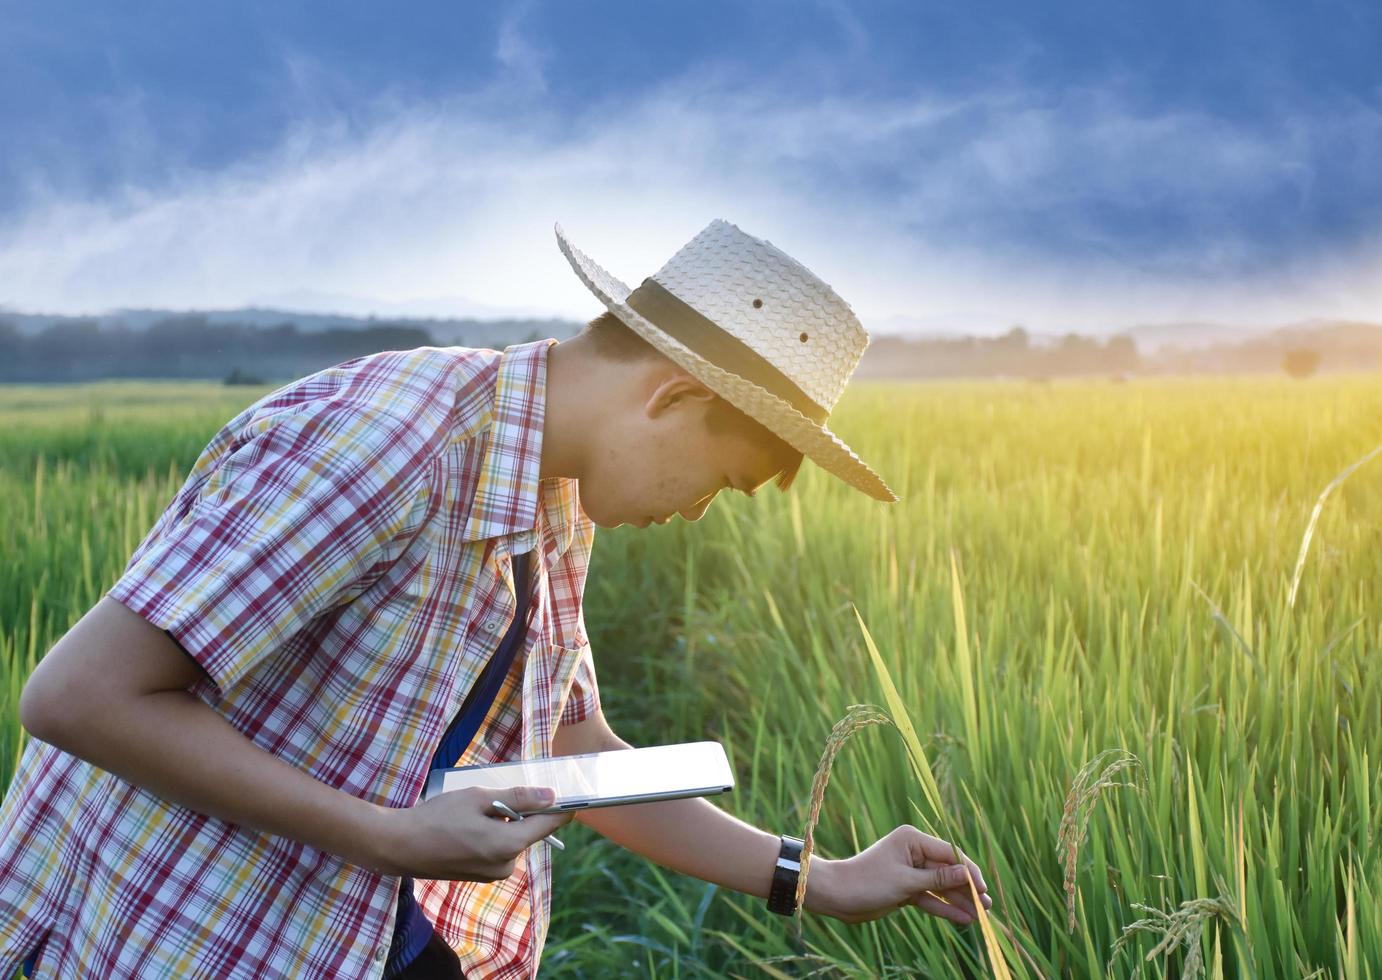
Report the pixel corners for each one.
[645,371,716,419]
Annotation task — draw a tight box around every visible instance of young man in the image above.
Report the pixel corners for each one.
[1,219,990,978]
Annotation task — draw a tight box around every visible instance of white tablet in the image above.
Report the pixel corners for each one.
[421,740,735,815]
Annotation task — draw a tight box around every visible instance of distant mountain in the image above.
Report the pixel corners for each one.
[1119,321,1265,351]
[243,288,553,321]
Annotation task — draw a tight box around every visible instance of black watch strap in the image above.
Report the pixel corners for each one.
[766,834,805,915]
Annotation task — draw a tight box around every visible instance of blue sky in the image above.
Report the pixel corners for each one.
[2,0,1380,333]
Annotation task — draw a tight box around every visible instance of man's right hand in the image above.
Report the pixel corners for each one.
[369,785,575,882]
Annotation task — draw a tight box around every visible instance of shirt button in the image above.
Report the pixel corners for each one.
[483,619,500,632]
[374,944,388,962]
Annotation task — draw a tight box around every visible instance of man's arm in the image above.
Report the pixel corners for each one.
[19,596,569,883]
[551,711,990,924]
[550,710,841,915]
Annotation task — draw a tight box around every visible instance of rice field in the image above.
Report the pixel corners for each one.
[2,373,1379,978]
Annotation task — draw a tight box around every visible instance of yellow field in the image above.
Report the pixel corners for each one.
[2,375,1379,977]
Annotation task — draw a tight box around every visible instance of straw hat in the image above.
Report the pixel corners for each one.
[554,218,898,503]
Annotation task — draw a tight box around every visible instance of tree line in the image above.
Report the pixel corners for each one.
[0,314,544,383]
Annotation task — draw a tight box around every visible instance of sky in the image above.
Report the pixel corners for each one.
[2,0,1380,335]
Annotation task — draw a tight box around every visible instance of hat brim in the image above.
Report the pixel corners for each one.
[555,222,899,503]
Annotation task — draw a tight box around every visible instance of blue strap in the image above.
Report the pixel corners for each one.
[386,549,533,977]
[430,550,532,770]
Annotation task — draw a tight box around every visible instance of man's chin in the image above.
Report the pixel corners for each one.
[574,489,644,529]
[581,504,630,530]
[577,483,652,528]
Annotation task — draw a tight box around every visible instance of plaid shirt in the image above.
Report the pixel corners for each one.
[0,339,600,979]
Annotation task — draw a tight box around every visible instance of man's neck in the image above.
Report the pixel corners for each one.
[539,333,599,483]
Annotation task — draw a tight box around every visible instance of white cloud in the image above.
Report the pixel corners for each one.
[1,64,1380,334]
[495,1,549,95]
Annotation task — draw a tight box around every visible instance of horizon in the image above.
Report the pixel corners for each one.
[5,302,1381,349]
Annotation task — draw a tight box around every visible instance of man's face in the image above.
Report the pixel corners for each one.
[575,370,791,529]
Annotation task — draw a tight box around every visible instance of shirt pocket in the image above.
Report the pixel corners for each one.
[552,640,599,729]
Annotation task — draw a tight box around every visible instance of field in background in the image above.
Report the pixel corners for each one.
[1,375,1379,977]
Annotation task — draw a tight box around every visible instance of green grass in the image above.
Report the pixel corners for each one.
[2,374,1379,977]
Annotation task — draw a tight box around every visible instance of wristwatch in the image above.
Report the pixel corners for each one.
[766,834,805,915]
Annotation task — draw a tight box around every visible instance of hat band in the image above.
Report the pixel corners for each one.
[625,277,830,425]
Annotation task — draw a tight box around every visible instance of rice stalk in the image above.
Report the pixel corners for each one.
[1287,441,1382,609]
[791,697,1019,978]
[1188,580,1258,671]
[928,730,964,818]
[1058,748,1146,933]
[853,607,1017,980]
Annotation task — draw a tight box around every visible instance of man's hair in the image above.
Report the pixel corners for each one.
[582,310,804,493]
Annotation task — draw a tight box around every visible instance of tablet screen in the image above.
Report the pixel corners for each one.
[424,741,734,811]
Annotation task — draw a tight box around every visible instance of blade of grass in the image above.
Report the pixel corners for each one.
[853,605,1016,980]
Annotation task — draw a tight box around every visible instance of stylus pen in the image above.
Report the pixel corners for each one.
[491,799,566,851]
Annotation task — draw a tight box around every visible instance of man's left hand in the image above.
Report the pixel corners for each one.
[802,825,992,925]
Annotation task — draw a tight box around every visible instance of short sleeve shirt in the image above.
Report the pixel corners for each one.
[0,340,600,979]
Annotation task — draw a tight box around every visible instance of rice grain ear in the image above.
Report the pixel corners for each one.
[1107,886,1243,979]
[1057,748,1145,934]
[794,703,895,913]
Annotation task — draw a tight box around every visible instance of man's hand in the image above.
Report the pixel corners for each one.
[369,785,574,882]
[803,826,992,925]
[548,716,994,927]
